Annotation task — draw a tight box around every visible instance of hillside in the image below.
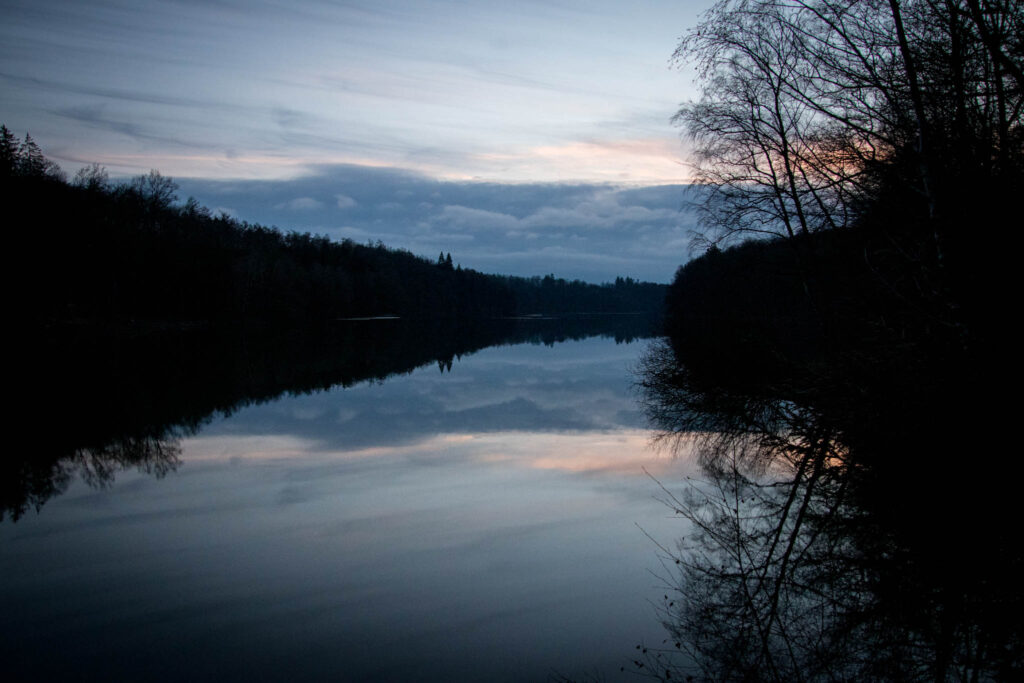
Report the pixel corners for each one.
[2,129,665,324]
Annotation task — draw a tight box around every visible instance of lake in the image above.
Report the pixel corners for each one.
[2,319,697,682]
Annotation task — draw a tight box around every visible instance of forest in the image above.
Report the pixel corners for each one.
[637,0,1022,680]
[1,127,665,325]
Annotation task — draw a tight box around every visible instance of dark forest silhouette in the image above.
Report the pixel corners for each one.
[632,0,1022,680]
[2,125,665,325]
[636,233,1020,679]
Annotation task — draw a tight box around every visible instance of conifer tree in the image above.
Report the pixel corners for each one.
[0,125,19,176]
[19,133,48,176]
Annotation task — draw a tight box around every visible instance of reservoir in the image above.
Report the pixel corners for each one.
[2,319,695,681]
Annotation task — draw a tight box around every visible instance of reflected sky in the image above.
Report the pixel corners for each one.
[1,336,696,682]
[200,336,650,451]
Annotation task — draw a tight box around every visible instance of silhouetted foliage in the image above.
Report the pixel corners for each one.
[675,0,1023,252]
[72,162,110,192]
[638,318,1020,680]
[634,0,1022,678]
[0,124,19,177]
[637,182,1019,682]
[638,211,1019,682]
[2,128,666,325]
[129,169,178,210]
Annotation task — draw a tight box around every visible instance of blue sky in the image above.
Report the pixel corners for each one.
[1,0,711,281]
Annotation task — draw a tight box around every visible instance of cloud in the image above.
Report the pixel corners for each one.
[1,0,708,187]
[196,334,652,452]
[0,72,242,111]
[276,196,323,210]
[473,138,688,184]
[51,104,197,149]
[436,205,520,232]
[176,163,697,283]
[335,193,357,209]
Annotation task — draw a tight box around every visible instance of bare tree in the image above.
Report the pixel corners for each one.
[674,0,1024,249]
[128,169,179,210]
[73,162,110,192]
[644,2,1024,679]
[635,340,1021,681]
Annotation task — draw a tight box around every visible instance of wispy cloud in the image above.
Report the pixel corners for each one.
[1,0,706,183]
[276,197,324,210]
[0,72,241,111]
[335,194,357,209]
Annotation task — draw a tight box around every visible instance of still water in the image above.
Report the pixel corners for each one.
[2,324,695,681]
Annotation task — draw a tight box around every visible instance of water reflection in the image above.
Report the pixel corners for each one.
[3,322,689,682]
[3,436,182,523]
[635,339,1023,681]
[8,315,657,521]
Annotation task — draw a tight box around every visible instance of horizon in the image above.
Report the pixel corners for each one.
[1,0,714,283]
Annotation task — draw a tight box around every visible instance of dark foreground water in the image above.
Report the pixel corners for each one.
[2,320,695,682]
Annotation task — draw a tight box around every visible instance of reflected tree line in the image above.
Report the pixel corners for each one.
[5,315,659,522]
[640,332,1020,680]
[633,0,1022,680]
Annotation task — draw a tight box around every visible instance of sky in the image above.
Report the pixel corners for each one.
[1,0,712,282]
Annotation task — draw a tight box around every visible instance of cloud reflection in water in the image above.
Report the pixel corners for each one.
[2,336,696,682]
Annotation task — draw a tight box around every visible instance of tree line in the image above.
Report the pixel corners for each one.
[2,125,665,325]
[637,0,1022,679]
